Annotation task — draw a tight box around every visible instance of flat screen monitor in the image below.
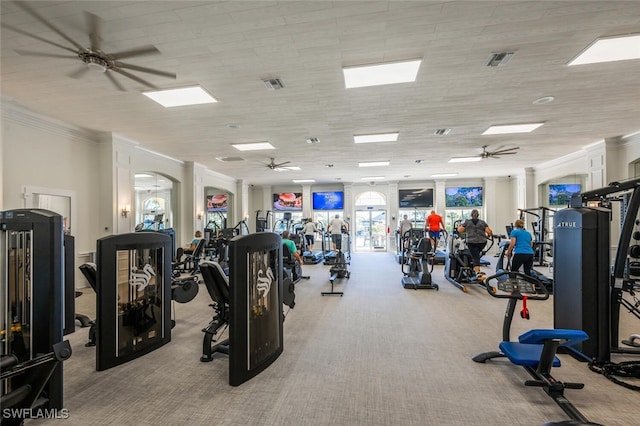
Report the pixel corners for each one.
[398,189,433,208]
[273,192,302,211]
[445,186,483,207]
[207,194,228,212]
[549,184,581,206]
[312,191,344,210]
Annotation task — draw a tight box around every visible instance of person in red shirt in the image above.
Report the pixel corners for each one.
[425,210,445,252]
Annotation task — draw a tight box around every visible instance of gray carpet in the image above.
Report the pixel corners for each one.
[31,252,638,425]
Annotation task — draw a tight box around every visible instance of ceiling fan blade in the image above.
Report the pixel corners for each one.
[67,66,90,79]
[2,23,78,54]
[14,49,77,59]
[109,45,160,60]
[114,62,176,79]
[85,12,102,51]
[494,147,520,154]
[12,1,85,51]
[105,72,127,92]
[274,161,291,167]
[111,68,158,89]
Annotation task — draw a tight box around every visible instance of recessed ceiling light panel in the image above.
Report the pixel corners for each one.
[482,123,544,135]
[361,176,385,180]
[431,173,458,177]
[448,157,482,163]
[231,142,275,151]
[568,33,640,66]
[343,60,421,88]
[533,96,555,105]
[293,179,315,183]
[353,133,399,144]
[358,161,390,167]
[216,156,245,162]
[142,86,217,107]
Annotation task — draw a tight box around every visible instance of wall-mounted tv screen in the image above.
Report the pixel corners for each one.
[312,191,344,210]
[549,184,581,206]
[273,192,302,211]
[445,187,483,207]
[207,194,228,212]
[398,189,433,208]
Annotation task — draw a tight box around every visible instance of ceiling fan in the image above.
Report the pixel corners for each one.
[261,158,293,171]
[479,145,519,159]
[451,145,520,162]
[3,1,176,91]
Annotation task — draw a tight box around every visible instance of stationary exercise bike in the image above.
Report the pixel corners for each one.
[473,270,602,426]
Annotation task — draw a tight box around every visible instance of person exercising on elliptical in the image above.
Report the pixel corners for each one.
[457,209,493,281]
[506,219,534,276]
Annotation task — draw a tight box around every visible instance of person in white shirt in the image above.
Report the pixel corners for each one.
[327,214,348,251]
[302,218,318,252]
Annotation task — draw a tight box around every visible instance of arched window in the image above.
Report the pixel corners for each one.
[355,191,386,206]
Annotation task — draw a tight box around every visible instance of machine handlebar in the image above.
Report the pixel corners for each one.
[484,270,549,301]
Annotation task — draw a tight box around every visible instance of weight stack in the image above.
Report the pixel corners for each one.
[553,207,610,362]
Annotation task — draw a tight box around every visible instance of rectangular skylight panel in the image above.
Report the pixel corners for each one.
[448,157,482,163]
[361,176,385,180]
[143,86,217,107]
[231,142,275,151]
[431,173,458,177]
[353,133,399,144]
[358,161,390,167]
[293,179,315,183]
[482,123,544,135]
[344,60,421,88]
[568,33,640,66]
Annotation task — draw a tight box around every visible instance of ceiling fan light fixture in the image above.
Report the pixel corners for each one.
[86,56,108,72]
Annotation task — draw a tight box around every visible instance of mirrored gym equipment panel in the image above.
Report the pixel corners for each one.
[95,232,172,371]
[1,209,65,409]
[229,233,283,386]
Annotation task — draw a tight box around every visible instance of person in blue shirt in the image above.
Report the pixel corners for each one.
[506,219,535,275]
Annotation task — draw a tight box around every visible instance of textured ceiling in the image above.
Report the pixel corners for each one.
[2,1,640,186]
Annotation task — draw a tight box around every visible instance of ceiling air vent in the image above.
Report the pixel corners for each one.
[263,78,285,90]
[216,157,245,162]
[486,52,514,67]
[306,137,320,144]
[433,128,451,136]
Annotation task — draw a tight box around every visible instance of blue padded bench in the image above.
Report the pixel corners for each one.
[499,329,589,368]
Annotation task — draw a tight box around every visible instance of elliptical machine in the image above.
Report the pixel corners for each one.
[444,220,494,292]
[323,233,350,296]
[401,229,438,290]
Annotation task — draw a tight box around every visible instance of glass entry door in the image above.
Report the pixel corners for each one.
[355,210,387,251]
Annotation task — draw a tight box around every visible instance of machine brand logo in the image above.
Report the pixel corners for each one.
[256,267,274,298]
[557,221,577,228]
[129,264,156,291]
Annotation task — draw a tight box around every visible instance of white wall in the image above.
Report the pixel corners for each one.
[2,102,102,254]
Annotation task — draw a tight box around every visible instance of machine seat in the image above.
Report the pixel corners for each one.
[499,329,588,368]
